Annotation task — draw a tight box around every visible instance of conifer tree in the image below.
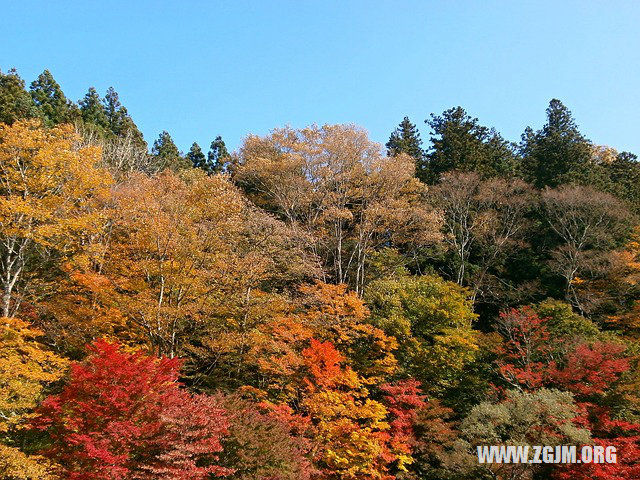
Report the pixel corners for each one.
[29,70,73,126]
[520,99,593,188]
[187,142,207,170]
[152,130,189,171]
[386,116,424,167]
[79,87,108,130]
[0,68,38,124]
[208,135,230,173]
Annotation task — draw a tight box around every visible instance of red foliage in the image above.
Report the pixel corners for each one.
[496,307,554,389]
[380,379,427,455]
[548,342,629,398]
[33,339,232,480]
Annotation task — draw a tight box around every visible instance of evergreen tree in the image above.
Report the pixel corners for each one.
[0,68,38,124]
[102,86,146,148]
[187,142,207,171]
[520,99,593,188]
[208,135,230,173]
[79,87,108,130]
[152,131,189,172]
[424,107,518,183]
[386,116,424,169]
[29,69,74,126]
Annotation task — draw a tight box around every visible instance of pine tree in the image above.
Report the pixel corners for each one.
[187,142,207,170]
[152,131,189,172]
[208,136,230,173]
[520,99,593,188]
[386,116,423,167]
[29,70,73,126]
[424,107,518,183]
[102,87,146,148]
[0,68,38,124]
[79,87,108,130]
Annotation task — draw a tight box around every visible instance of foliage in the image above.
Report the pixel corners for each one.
[34,340,232,480]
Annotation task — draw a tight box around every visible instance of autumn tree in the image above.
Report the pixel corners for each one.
[0,317,67,480]
[429,171,534,302]
[457,389,590,480]
[0,120,113,318]
[235,124,441,294]
[34,339,232,480]
[541,185,631,313]
[105,170,316,362]
[366,274,478,395]
[301,339,396,480]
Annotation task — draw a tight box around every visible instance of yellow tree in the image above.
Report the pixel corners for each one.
[235,124,441,295]
[107,169,317,359]
[0,317,68,479]
[0,120,113,318]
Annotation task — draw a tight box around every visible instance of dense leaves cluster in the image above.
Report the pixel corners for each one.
[1,69,640,479]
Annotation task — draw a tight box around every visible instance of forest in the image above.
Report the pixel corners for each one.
[1,67,640,480]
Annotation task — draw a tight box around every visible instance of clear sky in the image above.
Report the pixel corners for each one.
[2,1,640,155]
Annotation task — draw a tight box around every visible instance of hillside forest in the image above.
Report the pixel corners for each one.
[2,68,640,480]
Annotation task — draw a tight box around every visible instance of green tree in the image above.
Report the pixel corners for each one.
[187,142,207,170]
[102,87,146,148]
[520,99,594,188]
[208,135,231,173]
[386,116,423,171]
[151,131,189,172]
[0,68,38,124]
[79,87,108,130]
[29,70,74,126]
[423,106,518,183]
[365,274,478,395]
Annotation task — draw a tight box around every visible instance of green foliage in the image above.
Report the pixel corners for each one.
[208,135,231,173]
[0,68,39,124]
[423,106,519,183]
[520,99,594,188]
[366,274,478,394]
[386,116,423,168]
[29,70,75,126]
[533,298,600,339]
[151,130,190,171]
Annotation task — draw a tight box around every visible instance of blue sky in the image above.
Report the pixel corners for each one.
[2,1,640,154]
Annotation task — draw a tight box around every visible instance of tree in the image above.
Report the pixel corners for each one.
[34,339,232,480]
[386,117,423,170]
[521,99,593,188]
[301,339,395,480]
[29,70,73,126]
[0,68,38,124]
[0,317,68,480]
[236,124,441,294]
[215,394,313,480]
[187,142,207,170]
[151,130,189,171]
[457,389,590,480]
[423,106,518,183]
[366,274,478,395]
[102,87,146,149]
[0,120,113,318]
[541,185,631,313]
[429,171,533,301]
[208,135,231,174]
[79,87,108,130]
